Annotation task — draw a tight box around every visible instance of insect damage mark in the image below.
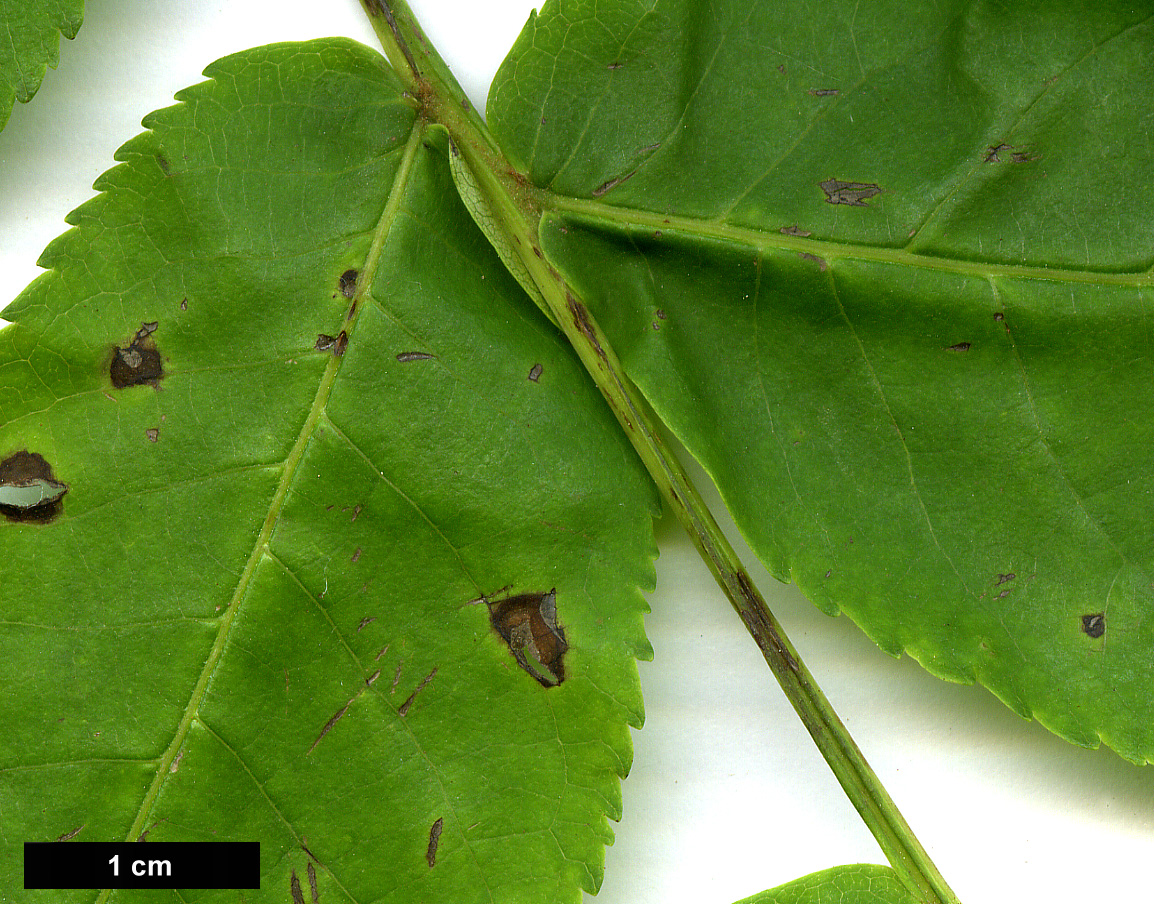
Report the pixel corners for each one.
[984,143,1038,164]
[426,817,444,867]
[487,589,568,687]
[339,269,359,299]
[398,667,438,716]
[568,294,606,361]
[528,363,543,382]
[396,351,436,362]
[0,451,68,523]
[307,861,320,903]
[1082,613,1106,639]
[110,321,164,389]
[819,178,882,207]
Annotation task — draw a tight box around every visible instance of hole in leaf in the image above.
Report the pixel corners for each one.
[110,321,164,389]
[0,451,68,523]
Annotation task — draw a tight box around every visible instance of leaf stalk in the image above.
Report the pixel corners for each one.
[365,3,963,902]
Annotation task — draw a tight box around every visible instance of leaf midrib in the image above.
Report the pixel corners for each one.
[541,194,1154,288]
[99,118,427,892]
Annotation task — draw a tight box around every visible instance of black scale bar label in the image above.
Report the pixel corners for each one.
[24,842,260,889]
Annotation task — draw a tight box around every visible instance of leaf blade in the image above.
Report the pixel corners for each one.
[491,0,1154,760]
[0,37,658,902]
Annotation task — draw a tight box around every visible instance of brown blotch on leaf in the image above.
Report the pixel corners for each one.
[819,178,882,207]
[0,450,68,524]
[780,224,812,237]
[799,252,827,270]
[145,428,160,443]
[315,334,336,352]
[487,589,568,687]
[996,573,1016,586]
[946,342,971,352]
[1082,613,1106,639]
[528,363,543,382]
[339,269,359,299]
[426,817,444,867]
[333,331,349,357]
[110,321,164,389]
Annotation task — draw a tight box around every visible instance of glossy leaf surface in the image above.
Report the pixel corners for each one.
[0,0,83,130]
[735,865,921,904]
[490,0,1154,760]
[0,38,657,901]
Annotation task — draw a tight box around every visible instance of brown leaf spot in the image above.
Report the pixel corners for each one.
[426,817,444,867]
[808,88,839,96]
[396,351,436,363]
[798,252,827,270]
[145,428,160,443]
[290,870,306,904]
[339,269,359,299]
[819,178,882,207]
[0,451,68,524]
[946,342,971,352]
[1082,613,1105,639]
[528,363,543,382]
[398,667,438,716]
[780,224,812,237]
[488,589,568,687]
[110,322,164,389]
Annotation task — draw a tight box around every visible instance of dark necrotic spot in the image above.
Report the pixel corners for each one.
[947,342,971,352]
[315,334,337,352]
[1082,613,1105,639]
[396,351,436,363]
[307,861,319,903]
[0,451,68,524]
[487,589,567,687]
[426,817,443,868]
[290,870,306,904]
[528,363,542,382]
[110,321,164,389]
[339,269,359,299]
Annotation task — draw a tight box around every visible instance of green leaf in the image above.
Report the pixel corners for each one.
[489,0,1154,761]
[0,0,83,131]
[0,37,657,901]
[735,864,922,904]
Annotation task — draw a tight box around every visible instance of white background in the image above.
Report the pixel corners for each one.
[1,2,1150,902]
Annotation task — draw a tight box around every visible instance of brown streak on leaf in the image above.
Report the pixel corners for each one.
[308,861,319,903]
[399,667,438,716]
[55,824,85,842]
[356,615,375,632]
[426,817,444,867]
[290,870,306,904]
[307,695,356,755]
[396,351,436,362]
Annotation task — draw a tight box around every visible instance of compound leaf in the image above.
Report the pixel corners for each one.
[489,0,1154,761]
[0,37,657,902]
